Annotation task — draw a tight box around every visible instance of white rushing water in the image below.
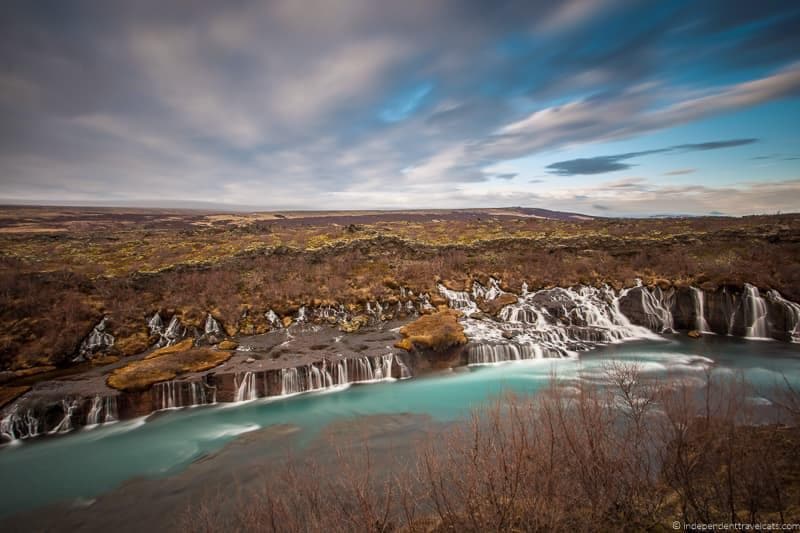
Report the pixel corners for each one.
[271,355,398,398]
[155,380,216,410]
[766,290,800,342]
[0,404,40,442]
[50,399,80,434]
[234,372,257,402]
[742,284,769,339]
[442,283,662,365]
[86,395,118,427]
[690,287,711,333]
[204,314,222,336]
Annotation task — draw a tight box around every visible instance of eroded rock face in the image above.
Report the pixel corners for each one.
[73,318,115,363]
[621,284,800,341]
[618,286,675,333]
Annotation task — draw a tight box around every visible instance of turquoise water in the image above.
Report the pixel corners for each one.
[0,335,798,518]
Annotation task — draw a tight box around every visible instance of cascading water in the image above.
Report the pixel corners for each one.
[275,356,397,398]
[463,283,660,365]
[281,367,300,395]
[156,381,179,410]
[148,313,164,335]
[50,399,79,434]
[86,396,103,426]
[395,354,412,379]
[742,284,769,339]
[74,318,115,362]
[204,314,222,336]
[468,343,548,364]
[438,284,478,313]
[265,310,282,328]
[234,372,257,402]
[86,395,119,426]
[766,290,800,342]
[690,287,711,333]
[155,380,214,410]
[104,396,118,422]
[0,404,40,442]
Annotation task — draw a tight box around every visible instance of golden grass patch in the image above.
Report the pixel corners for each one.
[107,348,232,391]
[396,310,467,352]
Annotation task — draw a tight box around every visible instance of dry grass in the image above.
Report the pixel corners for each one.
[144,338,194,359]
[395,309,467,352]
[1,208,799,371]
[180,367,800,532]
[107,348,232,391]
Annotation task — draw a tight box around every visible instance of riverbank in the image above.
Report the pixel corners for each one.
[1,336,799,530]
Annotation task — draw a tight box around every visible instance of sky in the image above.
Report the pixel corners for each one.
[1,0,799,216]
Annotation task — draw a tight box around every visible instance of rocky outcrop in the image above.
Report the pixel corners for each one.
[73,318,115,363]
[0,352,411,443]
[619,283,800,341]
[107,347,233,392]
[395,310,467,352]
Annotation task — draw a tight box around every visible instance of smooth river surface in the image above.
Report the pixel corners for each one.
[1,335,799,519]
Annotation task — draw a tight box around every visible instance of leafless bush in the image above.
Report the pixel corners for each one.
[174,367,800,531]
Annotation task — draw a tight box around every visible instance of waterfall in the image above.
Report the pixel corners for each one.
[86,396,103,426]
[766,290,800,342]
[163,316,185,345]
[75,318,115,362]
[1,405,41,442]
[50,399,79,434]
[742,284,769,339]
[468,343,547,365]
[335,360,349,385]
[690,287,711,333]
[281,368,300,395]
[104,396,118,422]
[438,284,477,313]
[148,312,164,335]
[204,314,222,336]
[460,284,660,365]
[275,356,397,398]
[395,354,412,379]
[86,395,119,426]
[234,372,257,402]
[266,310,282,328]
[156,381,178,409]
[155,380,214,410]
[473,278,503,301]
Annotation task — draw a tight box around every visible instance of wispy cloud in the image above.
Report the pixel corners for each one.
[545,139,757,176]
[0,1,798,214]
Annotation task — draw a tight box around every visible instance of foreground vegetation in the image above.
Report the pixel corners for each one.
[1,207,799,371]
[183,367,800,532]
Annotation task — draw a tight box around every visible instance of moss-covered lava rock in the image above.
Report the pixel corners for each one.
[107,348,232,392]
[395,310,467,352]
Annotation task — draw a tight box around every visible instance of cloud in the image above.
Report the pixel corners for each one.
[0,1,798,213]
[495,173,518,180]
[663,168,696,176]
[546,138,757,176]
[751,153,800,161]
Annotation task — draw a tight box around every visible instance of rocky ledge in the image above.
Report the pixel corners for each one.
[2,277,799,443]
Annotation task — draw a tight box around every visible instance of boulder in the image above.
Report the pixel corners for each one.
[217,339,239,350]
[477,293,518,317]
